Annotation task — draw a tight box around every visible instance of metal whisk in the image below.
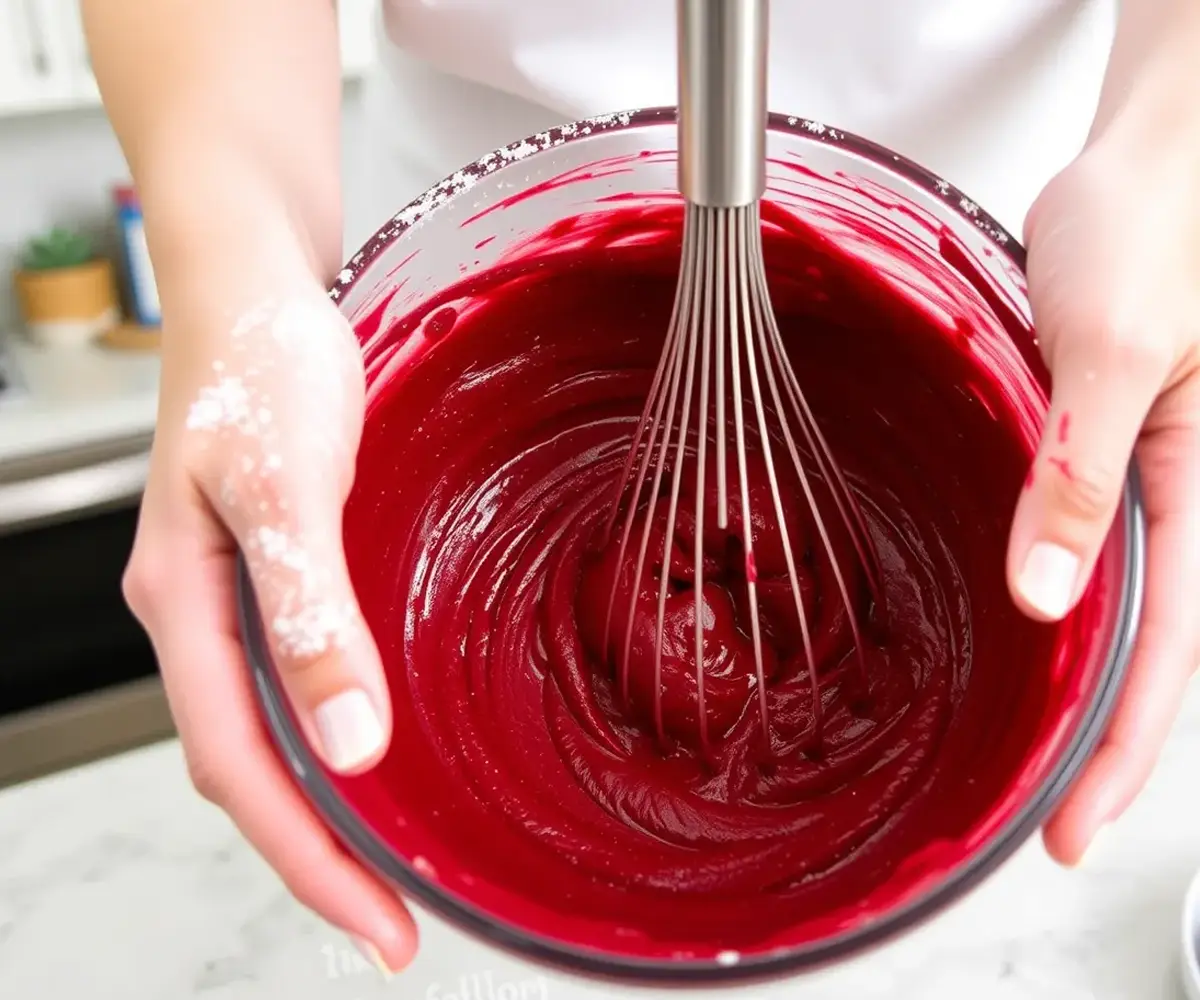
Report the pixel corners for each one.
[603,0,880,754]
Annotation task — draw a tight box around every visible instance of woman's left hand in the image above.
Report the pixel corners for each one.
[1009,125,1200,866]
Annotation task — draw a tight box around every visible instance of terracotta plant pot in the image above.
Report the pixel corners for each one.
[14,258,120,347]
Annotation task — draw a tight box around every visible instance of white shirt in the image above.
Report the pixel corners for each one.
[360,1,1116,245]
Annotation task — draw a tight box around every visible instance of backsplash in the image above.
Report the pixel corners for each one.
[0,111,125,332]
[0,94,377,333]
[0,0,380,335]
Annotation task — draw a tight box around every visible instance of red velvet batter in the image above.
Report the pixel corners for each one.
[336,181,1111,961]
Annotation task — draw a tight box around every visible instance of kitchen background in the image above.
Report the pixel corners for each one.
[2,6,1200,998]
[0,0,381,788]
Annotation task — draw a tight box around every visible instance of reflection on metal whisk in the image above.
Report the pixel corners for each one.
[602,0,880,754]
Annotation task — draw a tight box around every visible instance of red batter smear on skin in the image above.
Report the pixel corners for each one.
[1058,412,1072,444]
[1049,457,1075,480]
[335,191,1113,961]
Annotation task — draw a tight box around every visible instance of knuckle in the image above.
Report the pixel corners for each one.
[270,645,344,698]
[119,563,144,616]
[194,443,289,521]
[1047,460,1121,523]
[282,879,323,918]
[246,580,359,679]
[1093,317,1173,377]
[121,550,164,621]
[275,845,339,912]
[183,752,226,806]
[272,647,321,681]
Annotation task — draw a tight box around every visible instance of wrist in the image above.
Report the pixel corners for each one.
[1089,2,1200,160]
[136,141,341,313]
[137,146,349,427]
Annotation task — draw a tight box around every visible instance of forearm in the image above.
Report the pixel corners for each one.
[1089,0,1200,148]
[82,0,344,315]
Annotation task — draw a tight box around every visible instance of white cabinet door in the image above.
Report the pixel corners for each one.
[0,0,94,115]
[0,0,374,118]
[0,0,67,115]
[47,0,100,103]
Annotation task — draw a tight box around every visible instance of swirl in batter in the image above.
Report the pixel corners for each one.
[338,194,1107,959]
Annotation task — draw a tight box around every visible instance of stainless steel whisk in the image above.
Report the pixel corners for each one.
[603,0,880,754]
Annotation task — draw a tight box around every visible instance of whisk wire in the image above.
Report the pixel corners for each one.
[727,206,773,744]
[751,236,882,600]
[652,210,706,748]
[605,201,882,754]
[692,210,717,752]
[738,206,824,733]
[713,211,728,529]
[602,0,880,755]
[602,210,695,705]
[746,235,877,688]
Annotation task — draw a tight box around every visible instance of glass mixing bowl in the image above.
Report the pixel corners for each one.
[238,108,1144,986]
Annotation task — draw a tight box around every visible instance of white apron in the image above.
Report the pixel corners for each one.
[354,0,1117,250]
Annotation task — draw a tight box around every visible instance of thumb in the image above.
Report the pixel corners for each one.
[232,484,391,775]
[1008,336,1165,621]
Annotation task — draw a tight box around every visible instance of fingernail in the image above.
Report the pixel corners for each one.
[349,934,395,980]
[1018,542,1080,619]
[314,689,385,771]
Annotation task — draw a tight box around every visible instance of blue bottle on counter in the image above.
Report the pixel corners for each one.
[113,185,161,328]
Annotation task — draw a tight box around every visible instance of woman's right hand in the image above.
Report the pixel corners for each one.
[122,273,417,974]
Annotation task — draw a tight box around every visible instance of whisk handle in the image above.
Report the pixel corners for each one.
[676,0,768,208]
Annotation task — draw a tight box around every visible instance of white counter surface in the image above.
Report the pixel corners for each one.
[0,335,160,463]
[0,681,1197,999]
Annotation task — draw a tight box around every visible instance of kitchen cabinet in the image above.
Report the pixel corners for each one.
[0,0,375,119]
[0,0,76,115]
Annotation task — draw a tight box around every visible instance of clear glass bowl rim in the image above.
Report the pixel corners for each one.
[237,105,1145,987]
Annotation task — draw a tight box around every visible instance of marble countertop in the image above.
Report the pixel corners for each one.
[1,682,1197,1000]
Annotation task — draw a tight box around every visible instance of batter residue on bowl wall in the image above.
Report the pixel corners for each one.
[336,183,1109,961]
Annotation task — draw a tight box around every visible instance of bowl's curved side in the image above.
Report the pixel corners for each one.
[236,107,1145,986]
[327,107,1024,308]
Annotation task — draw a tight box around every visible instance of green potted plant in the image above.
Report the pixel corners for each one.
[13,227,120,347]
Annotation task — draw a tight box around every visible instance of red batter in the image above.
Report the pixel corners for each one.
[336,184,1111,960]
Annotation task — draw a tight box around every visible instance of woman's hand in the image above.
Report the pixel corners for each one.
[123,277,416,972]
[1009,122,1200,865]
[83,0,415,974]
